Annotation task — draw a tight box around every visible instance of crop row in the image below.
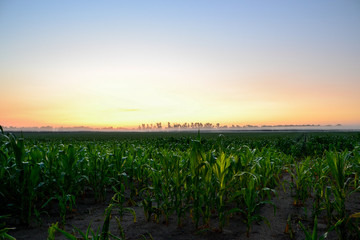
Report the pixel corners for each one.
[1,128,359,239]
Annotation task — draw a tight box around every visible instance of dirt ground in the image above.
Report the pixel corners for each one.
[8,175,360,240]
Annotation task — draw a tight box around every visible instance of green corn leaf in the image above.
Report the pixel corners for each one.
[124,207,137,222]
[100,205,112,240]
[53,226,77,240]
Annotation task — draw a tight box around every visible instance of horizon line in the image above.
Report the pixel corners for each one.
[2,123,360,132]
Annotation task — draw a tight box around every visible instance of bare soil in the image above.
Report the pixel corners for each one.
[8,175,360,240]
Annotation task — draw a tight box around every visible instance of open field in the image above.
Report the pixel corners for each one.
[1,129,360,239]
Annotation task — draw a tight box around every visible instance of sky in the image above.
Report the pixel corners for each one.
[1,0,360,129]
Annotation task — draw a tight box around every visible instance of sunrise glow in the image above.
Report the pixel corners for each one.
[1,1,359,130]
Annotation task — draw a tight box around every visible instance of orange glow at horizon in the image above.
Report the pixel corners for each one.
[2,73,359,129]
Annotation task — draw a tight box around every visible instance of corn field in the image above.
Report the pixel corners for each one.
[1,127,360,239]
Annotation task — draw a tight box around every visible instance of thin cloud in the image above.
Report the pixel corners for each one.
[118,108,140,112]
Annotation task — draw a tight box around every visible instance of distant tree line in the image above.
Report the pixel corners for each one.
[137,123,338,131]
[138,122,226,130]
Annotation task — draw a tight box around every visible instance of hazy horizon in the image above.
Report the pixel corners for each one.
[2,123,360,132]
[1,1,359,128]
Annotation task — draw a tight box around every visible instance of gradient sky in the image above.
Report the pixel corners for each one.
[1,1,360,128]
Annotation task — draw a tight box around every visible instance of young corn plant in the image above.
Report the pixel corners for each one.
[212,152,231,231]
[250,148,282,200]
[200,152,215,228]
[43,192,76,226]
[310,157,328,219]
[298,216,328,240]
[111,186,136,237]
[232,173,275,237]
[140,186,155,222]
[48,204,122,240]
[164,152,187,227]
[111,184,127,221]
[188,139,207,229]
[350,146,360,190]
[87,144,111,202]
[21,161,43,225]
[324,186,334,227]
[325,151,360,240]
[0,130,44,225]
[149,169,167,223]
[123,150,139,206]
[290,158,312,206]
[0,215,15,240]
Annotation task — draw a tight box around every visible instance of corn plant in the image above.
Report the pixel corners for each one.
[123,149,140,206]
[310,157,328,219]
[140,185,155,222]
[351,146,360,190]
[250,148,283,200]
[232,173,275,237]
[111,184,125,220]
[212,152,231,230]
[290,158,312,206]
[2,125,360,238]
[0,215,15,240]
[199,151,215,228]
[187,138,210,229]
[298,216,328,240]
[147,170,165,223]
[325,151,360,240]
[0,130,44,225]
[48,204,122,240]
[42,192,76,226]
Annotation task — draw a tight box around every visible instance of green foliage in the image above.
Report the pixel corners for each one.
[324,151,360,240]
[1,127,360,238]
[299,216,327,240]
[290,158,312,206]
[0,215,15,240]
[47,204,123,240]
